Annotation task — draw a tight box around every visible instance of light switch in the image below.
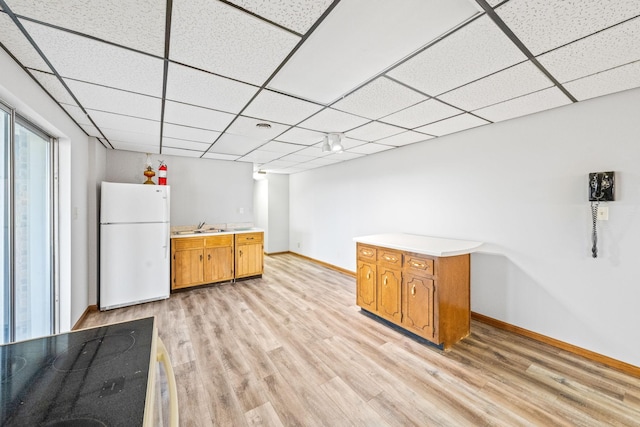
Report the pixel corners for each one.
[238,207,244,214]
[597,206,609,221]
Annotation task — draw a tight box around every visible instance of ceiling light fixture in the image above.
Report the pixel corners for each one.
[323,133,344,153]
[255,122,272,129]
[321,135,331,152]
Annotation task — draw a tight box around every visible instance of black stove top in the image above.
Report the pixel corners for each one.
[0,317,155,426]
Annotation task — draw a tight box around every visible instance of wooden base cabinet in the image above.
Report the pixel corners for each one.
[172,235,234,290]
[356,243,470,349]
[235,232,264,279]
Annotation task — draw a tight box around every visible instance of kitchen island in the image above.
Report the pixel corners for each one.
[353,233,482,349]
[170,227,264,290]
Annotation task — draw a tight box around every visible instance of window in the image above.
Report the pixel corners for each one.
[1,100,56,344]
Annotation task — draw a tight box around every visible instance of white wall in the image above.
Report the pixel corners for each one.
[252,174,289,253]
[0,48,96,331]
[289,87,640,367]
[105,150,254,226]
[267,174,289,253]
[254,178,269,247]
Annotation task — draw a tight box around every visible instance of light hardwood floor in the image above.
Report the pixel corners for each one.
[81,253,640,426]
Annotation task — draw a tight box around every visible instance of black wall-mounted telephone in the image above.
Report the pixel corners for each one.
[589,171,615,202]
[589,171,615,258]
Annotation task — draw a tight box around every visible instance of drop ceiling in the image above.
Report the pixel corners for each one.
[1,0,639,174]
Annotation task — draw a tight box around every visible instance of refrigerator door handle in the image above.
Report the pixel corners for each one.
[163,222,169,259]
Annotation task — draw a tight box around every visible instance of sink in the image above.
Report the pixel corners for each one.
[194,228,222,234]
[174,228,221,235]
[221,227,253,232]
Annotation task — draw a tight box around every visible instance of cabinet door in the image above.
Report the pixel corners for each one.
[173,248,203,289]
[236,243,264,278]
[402,273,435,339]
[356,261,377,311]
[204,246,234,283]
[377,267,402,323]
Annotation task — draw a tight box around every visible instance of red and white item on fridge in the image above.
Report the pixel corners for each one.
[158,161,167,185]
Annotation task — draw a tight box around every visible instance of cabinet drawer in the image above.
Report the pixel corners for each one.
[404,253,435,276]
[377,248,402,268]
[204,234,233,247]
[173,237,204,250]
[357,244,377,261]
[236,232,263,244]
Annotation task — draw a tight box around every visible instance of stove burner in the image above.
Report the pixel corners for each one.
[0,356,27,382]
[53,335,135,372]
[44,418,107,427]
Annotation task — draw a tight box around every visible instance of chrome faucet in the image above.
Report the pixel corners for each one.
[197,221,205,229]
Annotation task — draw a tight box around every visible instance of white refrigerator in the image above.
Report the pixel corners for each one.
[100,182,170,310]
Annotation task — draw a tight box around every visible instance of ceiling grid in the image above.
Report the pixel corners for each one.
[0,0,639,173]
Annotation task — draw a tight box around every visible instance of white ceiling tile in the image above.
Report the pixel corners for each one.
[278,153,315,163]
[227,116,290,142]
[339,137,367,150]
[268,0,480,103]
[225,0,333,34]
[202,152,241,161]
[165,63,258,113]
[207,133,265,156]
[109,141,160,154]
[20,20,164,96]
[496,0,640,55]
[258,141,303,154]
[376,130,433,147]
[61,103,92,126]
[243,90,324,125]
[162,138,211,151]
[161,147,203,158]
[163,101,235,132]
[438,61,554,111]
[64,79,162,120]
[332,77,428,120]
[0,13,51,71]
[347,143,395,155]
[380,99,463,129]
[88,110,159,134]
[80,124,102,137]
[298,108,369,133]
[239,150,283,163]
[563,61,640,101]
[170,0,300,85]
[29,70,75,104]
[294,145,332,158]
[329,151,364,161]
[537,16,640,84]
[473,87,572,122]
[486,0,504,6]
[162,123,220,143]
[88,110,160,145]
[275,127,325,145]
[259,160,298,170]
[101,128,159,146]
[414,114,489,136]
[388,15,527,96]
[8,0,166,56]
[305,156,342,166]
[345,121,405,142]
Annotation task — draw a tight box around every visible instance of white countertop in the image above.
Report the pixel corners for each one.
[170,227,263,239]
[353,233,483,257]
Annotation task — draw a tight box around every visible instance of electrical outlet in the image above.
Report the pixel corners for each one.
[597,206,609,221]
[238,207,244,214]
[297,242,301,248]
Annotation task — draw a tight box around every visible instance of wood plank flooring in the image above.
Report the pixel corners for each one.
[80,253,640,426]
